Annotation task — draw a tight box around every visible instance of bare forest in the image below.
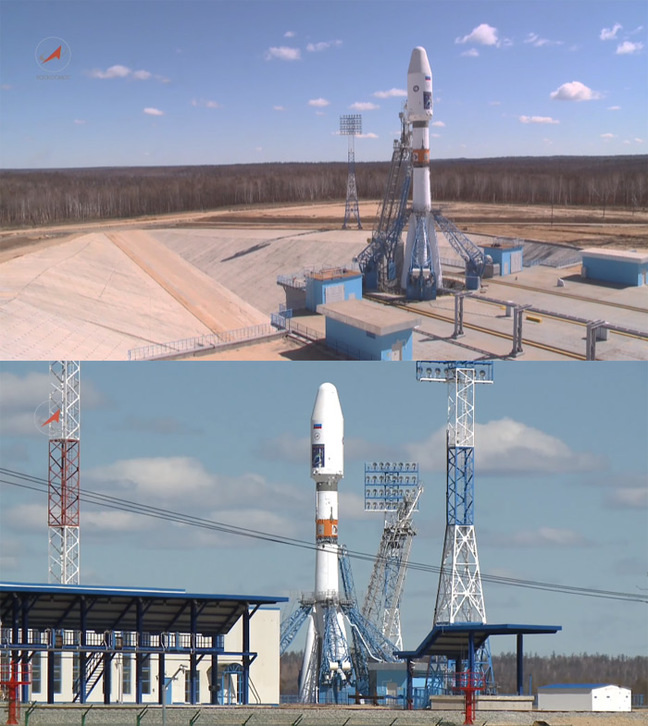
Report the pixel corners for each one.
[280,652,647,699]
[1,156,646,228]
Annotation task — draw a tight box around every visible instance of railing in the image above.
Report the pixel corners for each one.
[128,324,279,361]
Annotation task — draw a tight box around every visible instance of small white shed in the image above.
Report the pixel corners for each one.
[537,683,631,712]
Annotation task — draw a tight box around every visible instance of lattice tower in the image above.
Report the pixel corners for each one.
[47,361,81,585]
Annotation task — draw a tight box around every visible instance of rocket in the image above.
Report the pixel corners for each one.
[299,383,351,701]
[401,46,443,295]
[310,382,344,596]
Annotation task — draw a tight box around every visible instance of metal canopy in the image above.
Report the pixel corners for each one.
[396,622,562,661]
[0,582,288,637]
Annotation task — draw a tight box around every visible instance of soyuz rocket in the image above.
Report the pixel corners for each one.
[401,46,443,296]
[299,383,351,700]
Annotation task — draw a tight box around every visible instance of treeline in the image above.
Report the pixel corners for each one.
[0,155,646,228]
[493,652,647,697]
[280,651,647,698]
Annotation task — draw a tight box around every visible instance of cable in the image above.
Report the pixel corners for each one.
[1,467,645,604]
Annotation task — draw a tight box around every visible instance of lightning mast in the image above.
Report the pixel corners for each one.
[47,361,81,585]
[340,114,363,230]
[416,361,495,690]
[362,462,421,650]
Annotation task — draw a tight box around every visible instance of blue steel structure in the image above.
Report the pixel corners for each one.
[0,582,287,706]
[357,112,411,291]
[416,362,496,696]
[432,213,486,290]
[279,547,398,702]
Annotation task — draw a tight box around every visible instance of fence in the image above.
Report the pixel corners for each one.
[128,324,280,361]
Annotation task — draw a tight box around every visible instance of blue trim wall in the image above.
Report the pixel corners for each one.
[324,318,414,361]
[582,255,647,286]
[482,245,524,276]
[306,275,363,312]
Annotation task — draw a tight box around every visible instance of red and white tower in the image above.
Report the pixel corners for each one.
[47,361,81,585]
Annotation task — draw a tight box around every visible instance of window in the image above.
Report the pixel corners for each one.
[141,655,151,696]
[52,652,62,695]
[31,653,41,693]
[122,654,132,696]
[185,669,200,703]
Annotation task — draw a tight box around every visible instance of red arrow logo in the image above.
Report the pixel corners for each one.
[42,46,62,64]
[42,409,61,427]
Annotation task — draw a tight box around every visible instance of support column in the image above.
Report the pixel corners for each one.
[453,293,465,338]
[516,634,524,696]
[103,652,112,705]
[210,646,219,705]
[135,599,143,704]
[158,652,165,705]
[406,658,413,710]
[242,608,250,706]
[79,597,87,704]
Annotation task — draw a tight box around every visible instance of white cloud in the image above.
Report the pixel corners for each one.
[461,49,480,58]
[616,41,643,55]
[265,46,301,61]
[600,23,622,41]
[306,40,342,53]
[406,418,604,476]
[284,31,295,38]
[373,88,407,99]
[357,132,378,139]
[308,97,330,108]
[607,105,621,110]
[191,99,220,109]
[524,32,562,48]
[88,456,214,500]
[74,119,86,125]
[133,70,152,80]
[607,487,648,508]
[601,132,616,139]
[456,23,499,46]
[143,107,164,116]
[2,503,46,533]
[431,121,446,127]
[634,137,645,144]
[550,81,602,101]
[273,105,285,111]
[89,64,132,79]
[503,527,591,547]
[349,102,379,111]
[519,115,560,124]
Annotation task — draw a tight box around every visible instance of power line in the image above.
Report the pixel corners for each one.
[1,467,645,605]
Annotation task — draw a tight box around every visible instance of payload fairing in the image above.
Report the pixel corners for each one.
[401,46,443,299]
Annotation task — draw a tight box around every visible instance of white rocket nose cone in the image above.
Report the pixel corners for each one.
[312,382,342,421]
[408,46,431,75]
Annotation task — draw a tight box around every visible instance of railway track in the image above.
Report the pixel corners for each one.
[485,278,648,315]
[397,303,587,361]
[364,294,587,360]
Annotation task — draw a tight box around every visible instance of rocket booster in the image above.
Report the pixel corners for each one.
[310,382,343,597]
[408,46,433,212]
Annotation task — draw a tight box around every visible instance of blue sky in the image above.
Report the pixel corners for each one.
[1,0,646,168]
[1,361,647,658]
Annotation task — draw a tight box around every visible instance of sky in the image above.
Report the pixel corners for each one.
[0,0,646,168]
[1,360,647,659]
